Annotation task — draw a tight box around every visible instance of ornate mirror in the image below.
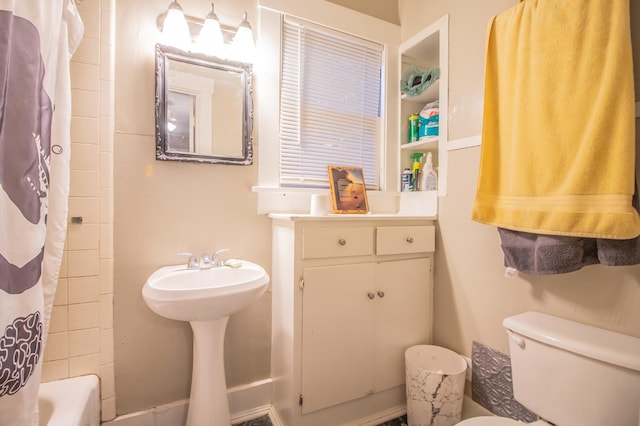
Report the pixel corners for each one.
[155,44,253,165]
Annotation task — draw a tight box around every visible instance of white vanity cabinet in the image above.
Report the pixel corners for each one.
[271,216,435,426]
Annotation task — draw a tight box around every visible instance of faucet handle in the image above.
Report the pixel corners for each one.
[211,248,230,266]
[177,252,198,269]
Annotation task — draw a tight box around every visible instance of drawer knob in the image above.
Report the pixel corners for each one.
[377,291,385,298]
[406,237,414,243]
[367,292,375,300]
[338,238,346,246]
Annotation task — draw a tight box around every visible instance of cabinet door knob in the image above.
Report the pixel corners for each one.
[338,238,346,246]
[367,292,375,300]
[377,291,385,298]
[406,237,414,243]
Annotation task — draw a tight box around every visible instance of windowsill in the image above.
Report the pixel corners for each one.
[268,212,437,221]
[253,186,438,218]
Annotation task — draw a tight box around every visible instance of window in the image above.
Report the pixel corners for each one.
[256,1,400,211]
[279,18,383,189]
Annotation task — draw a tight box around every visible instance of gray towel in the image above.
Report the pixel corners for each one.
[498,186,640,275]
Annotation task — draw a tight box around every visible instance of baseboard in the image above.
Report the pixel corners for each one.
[103,378,273,426]
[344,404,406,426]
[228,378,273,417]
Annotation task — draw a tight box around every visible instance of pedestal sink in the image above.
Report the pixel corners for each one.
[142,260,270,426]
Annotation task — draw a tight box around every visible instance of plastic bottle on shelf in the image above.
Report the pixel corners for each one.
[401,168,412,192]
[420,152,438,191]
[409,152,424,191]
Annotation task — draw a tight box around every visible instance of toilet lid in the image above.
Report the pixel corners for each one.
[457,416,522,425]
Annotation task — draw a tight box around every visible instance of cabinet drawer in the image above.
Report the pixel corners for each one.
[303,227,374,259]
[376,226,435,255]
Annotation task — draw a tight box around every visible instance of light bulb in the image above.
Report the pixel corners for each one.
[231,12,255,63]
[162,1,191,51]
[196,3,226,58]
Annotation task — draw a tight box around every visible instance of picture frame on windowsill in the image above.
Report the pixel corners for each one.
[327,166,369,214]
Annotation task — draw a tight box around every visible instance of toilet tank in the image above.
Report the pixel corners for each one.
[503,312,640,426]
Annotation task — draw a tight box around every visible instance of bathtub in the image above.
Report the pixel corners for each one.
[38,375,100,426]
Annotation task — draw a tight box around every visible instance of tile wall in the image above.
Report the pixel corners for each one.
[42,0,116,421]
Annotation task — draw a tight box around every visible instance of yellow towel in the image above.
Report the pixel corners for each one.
[471,0,640,239]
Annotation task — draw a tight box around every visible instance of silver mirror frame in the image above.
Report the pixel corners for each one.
[155,44,254,165]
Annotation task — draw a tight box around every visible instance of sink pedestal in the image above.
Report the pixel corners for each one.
[187,317,231,426]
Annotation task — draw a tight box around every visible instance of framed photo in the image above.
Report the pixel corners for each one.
[327,166,369,214]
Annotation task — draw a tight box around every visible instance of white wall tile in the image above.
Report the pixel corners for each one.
[100,151,114,188]
[44,332,69,361]
[99,258,114,295]
[68,302,100,330]
[71,116,100,144]
[67,223,100,251]
[69,328,100,356]
[67,249,100,277]
[73,36,100,65]
[71,62,100,91]
[70,170,100,197]
[72,89,100,118]
[100,223,113,258]
[100,116,115,152]
[100,328,114,364]
[41,360,69,382]
[100,188,114,223]
[101,362,115,398]
[68,276,101,304]
[69,353,101,376]
[68,197,100,224]
[49,306,68,333]
[100,6,113,48]
[100,294,113,329]
[71,143,100,171]
[100,79,114,117]
[77,0,100,40]
[101,397,117,423]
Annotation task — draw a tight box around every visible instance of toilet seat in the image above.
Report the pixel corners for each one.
[457,416,522,425]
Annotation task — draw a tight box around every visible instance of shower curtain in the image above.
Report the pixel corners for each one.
[0,1,83,425]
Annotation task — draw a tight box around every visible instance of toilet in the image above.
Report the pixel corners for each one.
[458,311,640,426]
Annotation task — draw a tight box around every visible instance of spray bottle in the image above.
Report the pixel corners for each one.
[410,152,424,191]
[420,152,438,191]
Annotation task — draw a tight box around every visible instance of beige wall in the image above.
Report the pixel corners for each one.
[327,0,399,24]
[113,0,272,415]
[111,0,640,416]
[399,0,640,357]
[42,0,116,421]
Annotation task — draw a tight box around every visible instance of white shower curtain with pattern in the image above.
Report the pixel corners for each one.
[0,0,83,424]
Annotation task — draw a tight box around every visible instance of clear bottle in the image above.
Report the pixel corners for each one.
[421,152,438,191]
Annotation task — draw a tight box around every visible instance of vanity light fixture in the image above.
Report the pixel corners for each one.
[230,12,255,63]
[161,1,191,51]
[157,3,255,63]
[196,3,226,58]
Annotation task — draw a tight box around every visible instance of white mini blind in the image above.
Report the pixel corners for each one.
[280,17,383,188]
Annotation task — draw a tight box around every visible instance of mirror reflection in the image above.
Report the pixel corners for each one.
[155,44,253,165]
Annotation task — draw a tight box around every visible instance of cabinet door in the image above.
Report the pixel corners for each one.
[373,257,432,392]
[301,263,375,414]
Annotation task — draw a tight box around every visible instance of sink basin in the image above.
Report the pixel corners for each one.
[143,260,269,321]
[142,259,270,426]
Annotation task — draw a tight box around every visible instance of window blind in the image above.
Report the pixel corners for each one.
[279,17,383,188]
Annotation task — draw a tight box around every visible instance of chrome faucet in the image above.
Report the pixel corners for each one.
[199,254,212,268]
[177,249,230,269]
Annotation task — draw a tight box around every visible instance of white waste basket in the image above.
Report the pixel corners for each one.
[405,345,467,426]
